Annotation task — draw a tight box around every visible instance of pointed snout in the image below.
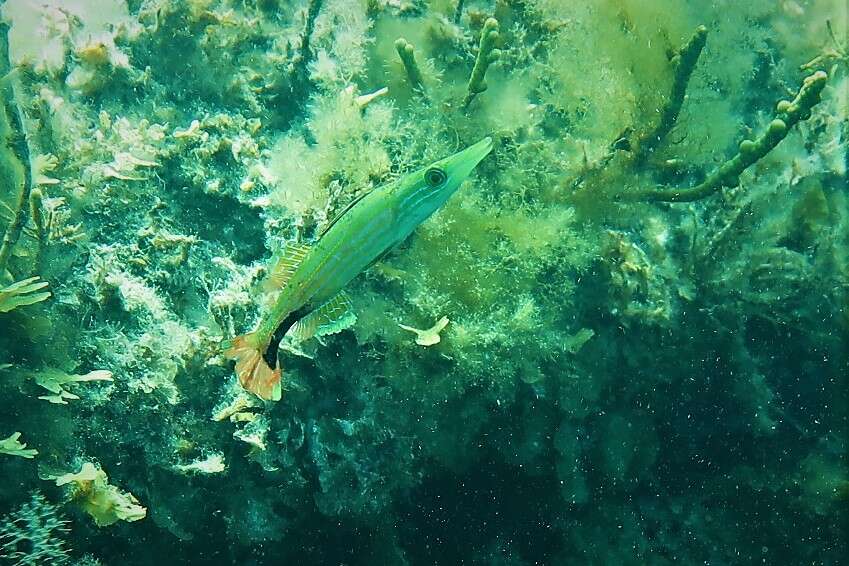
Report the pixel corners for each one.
[444,137,493,183]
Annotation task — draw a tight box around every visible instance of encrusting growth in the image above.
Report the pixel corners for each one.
[395,38,427,96]
[463,17,501,109]
[635,71,828,202]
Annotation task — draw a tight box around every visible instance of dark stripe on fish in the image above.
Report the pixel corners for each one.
[262,307,309,368]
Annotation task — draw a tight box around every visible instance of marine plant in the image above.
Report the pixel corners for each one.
[0,0,845,564]
[0,278,50,313]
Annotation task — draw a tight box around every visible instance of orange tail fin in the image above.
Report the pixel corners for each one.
[223,332,282,401]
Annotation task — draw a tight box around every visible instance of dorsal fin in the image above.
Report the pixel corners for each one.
[287,292,356,343]
[318,190,372,238]
[262,242,311,293]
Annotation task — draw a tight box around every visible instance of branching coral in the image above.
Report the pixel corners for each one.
[394,37,427,95]
[635,71,828,202]
[800,19,848,73]
[632,25,708,163]
[463,17,501,109]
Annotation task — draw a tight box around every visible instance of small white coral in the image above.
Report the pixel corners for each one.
[173,119,207,141]
[0,432,38,458]
[33,368,113,404]
[234,414,269,452]
[399,316,450,346]
[173,453,226,475]
[353,86,389,109]
[211,376,264,424]
[89,117,166,182]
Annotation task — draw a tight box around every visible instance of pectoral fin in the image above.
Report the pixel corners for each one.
[288,292,357,343]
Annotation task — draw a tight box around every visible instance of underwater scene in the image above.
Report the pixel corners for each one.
[0,0,847,564]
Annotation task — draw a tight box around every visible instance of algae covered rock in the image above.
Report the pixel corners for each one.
[0,0,845,564]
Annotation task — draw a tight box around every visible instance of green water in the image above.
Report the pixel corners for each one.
[0,0,847,564]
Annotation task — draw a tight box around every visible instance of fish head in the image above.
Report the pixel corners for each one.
[393,137,493,227]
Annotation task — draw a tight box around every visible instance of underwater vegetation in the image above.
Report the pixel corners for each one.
[0,0,847,564]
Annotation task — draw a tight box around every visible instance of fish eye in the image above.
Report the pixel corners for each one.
[424,167,447,188]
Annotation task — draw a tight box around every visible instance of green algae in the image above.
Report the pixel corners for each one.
[0,0,847,564]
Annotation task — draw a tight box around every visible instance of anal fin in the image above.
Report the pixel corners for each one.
[288,292,356,343]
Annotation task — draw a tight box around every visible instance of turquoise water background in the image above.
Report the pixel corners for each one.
[0,0,847,564]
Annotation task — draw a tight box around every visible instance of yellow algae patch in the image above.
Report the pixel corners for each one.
[55,462,146,527]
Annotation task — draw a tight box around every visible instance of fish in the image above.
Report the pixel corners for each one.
[224,137,494,400]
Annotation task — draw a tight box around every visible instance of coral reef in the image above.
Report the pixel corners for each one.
[0,0,846,564]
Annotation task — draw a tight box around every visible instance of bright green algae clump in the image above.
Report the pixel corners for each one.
[0,0,847,564]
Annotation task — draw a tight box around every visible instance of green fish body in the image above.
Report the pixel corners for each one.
[225,137,493,400]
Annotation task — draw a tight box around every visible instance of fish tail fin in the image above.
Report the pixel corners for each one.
[222,332,282,401]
